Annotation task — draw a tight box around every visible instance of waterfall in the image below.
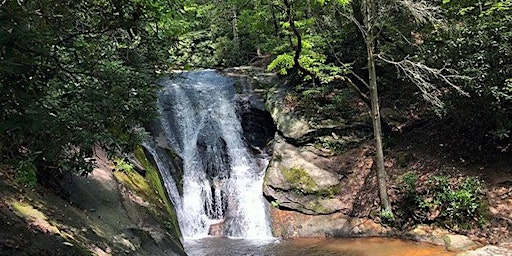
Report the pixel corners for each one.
[152,70,272,239]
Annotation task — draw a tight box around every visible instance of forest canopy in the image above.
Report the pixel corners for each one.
[1,0,511,184]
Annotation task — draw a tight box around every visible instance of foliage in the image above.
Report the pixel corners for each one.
[380,209,395,223]
[113,158,135,173]
[271,200,280,207]
[0,0,179,181]
[422,0,512,145]
[15,158,38,188]
[398,172,487,231]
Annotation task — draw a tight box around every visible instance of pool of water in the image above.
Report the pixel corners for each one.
[184,237,455,256]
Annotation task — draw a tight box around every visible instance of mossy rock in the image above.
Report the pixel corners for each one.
[281,167,341,199]
[132,145,182,239]
[282,167,318,194]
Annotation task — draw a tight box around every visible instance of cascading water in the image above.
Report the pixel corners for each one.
[152,70,272,239]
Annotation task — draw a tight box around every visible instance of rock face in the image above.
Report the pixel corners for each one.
[264,137,343,214]
[269,207,394,238]
[235,94,276,149]
[266,87,314,142]
[265,85,372,144]
[58,149,187,256]
[262,82,375,216]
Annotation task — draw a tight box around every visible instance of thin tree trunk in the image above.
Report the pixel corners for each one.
[364,0,393,216]
[232,6,240,50]
[283,0,316,80]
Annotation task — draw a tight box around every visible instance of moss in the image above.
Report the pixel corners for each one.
[308,200,331,214]
[396,152,414,167]
[282,167,318,194]
[132,146,182,240]
[281,167,340,198]
[320,183,342,199]
[11,201,60,233]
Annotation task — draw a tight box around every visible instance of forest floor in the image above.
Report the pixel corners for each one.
[381,116,512,247]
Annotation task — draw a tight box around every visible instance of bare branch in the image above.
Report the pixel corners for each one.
[334,5,367,39]
[398,0,444,26]
[378,54,469,109]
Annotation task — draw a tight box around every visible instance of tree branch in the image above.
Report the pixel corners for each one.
[378,54,469,109]
[398,0,444,26]
[283,0,316,80]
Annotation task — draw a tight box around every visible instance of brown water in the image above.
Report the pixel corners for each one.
[184,237,455,256]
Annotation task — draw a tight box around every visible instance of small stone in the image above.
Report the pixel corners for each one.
[352,226,362,234]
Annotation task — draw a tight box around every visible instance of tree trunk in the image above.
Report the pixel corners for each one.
[232,5,240,52]
[364,0,393,216]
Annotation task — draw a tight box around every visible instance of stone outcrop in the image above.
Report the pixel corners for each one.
[269,207,394,237]
[265,85,372,144]
[264,137,343,214]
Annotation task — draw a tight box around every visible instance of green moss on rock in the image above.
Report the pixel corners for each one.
[133,146,182,240]
[281,167,340,198]
[282,167,318,194]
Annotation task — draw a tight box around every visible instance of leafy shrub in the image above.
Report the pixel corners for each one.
[398,172,487,231]
[427,176,487,229]
[15,159,38,188]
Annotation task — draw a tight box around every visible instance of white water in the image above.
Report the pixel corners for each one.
[154,70,272,239]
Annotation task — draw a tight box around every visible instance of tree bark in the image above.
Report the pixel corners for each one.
[363,0,393,216]
[283,0,317,81]
[232,5,240,52]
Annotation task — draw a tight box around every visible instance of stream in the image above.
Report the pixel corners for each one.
[184,237,455,256]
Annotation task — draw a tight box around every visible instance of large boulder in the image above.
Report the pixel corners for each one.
[268,207,393,238]
[265,86,372,144]
[263,137,343,214]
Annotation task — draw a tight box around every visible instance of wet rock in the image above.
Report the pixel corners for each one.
[268,207,393,238]
[403,224,450,246]
[235,94,276,149]
[208,220,225,237]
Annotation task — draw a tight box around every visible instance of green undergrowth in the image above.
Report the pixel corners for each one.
[281,84,358,123]
[397,172,488,231]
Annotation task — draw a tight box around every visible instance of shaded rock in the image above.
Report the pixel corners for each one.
[444,234,481,252]
[235,94,276,149]
[264,137,343,214]
[457,246,512,256]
